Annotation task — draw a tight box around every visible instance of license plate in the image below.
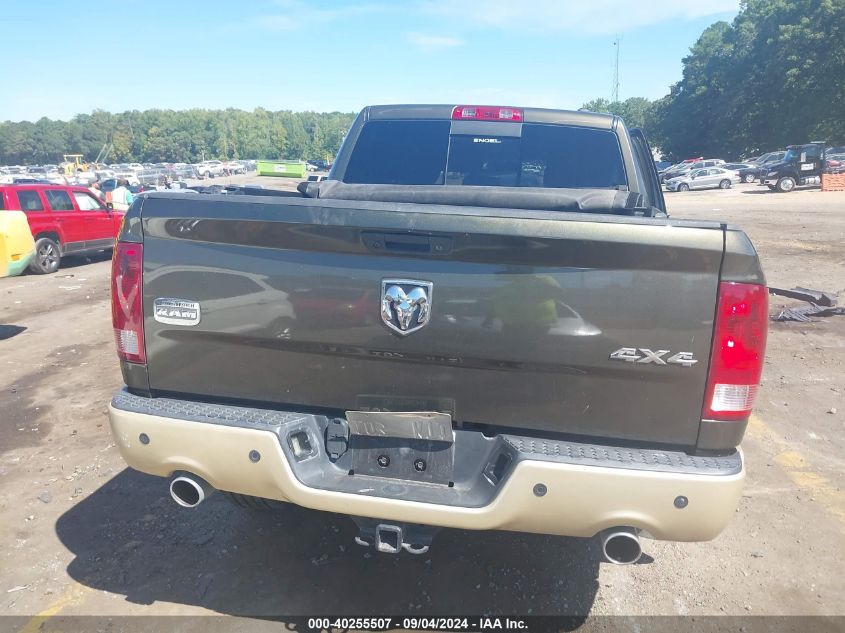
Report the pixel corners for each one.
[345,411,453,443]
[345,411,454,484]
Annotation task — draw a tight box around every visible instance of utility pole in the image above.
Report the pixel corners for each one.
[612,34,622,104]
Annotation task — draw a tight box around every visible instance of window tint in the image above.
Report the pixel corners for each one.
[0,194,4,211]
[804,145,821,160]
[447,125,625,188]
[74,191,105,210]
[45,189,75,210]
[345,120,450,185]
[17,190,44,211]
[344,121,626,189]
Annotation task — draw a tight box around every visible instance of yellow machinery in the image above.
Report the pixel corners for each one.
[61,154,88,175]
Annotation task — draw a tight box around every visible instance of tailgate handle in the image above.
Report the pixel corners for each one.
[362,232,452,256]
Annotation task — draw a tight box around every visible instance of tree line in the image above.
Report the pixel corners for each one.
[0,108,355,165]
[1,0,841,165]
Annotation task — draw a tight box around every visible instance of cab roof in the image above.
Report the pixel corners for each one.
[363,104,619,130]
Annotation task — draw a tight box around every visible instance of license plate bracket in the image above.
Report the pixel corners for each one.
[346,411,454,484]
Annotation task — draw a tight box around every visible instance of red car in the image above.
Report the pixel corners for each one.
[0,184,125,274]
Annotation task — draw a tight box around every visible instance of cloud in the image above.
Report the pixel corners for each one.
[255,14,297,30]
[406,32,464,52]
[256,1,389,31]
[418,0,740,34]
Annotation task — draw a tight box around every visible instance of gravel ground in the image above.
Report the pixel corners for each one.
[0,181,843,629]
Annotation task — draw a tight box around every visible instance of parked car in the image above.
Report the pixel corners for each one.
[723,162,760,183]
[98,177,142,194]
[136,169,166,186]
[196,160,226,178]
[170,163,200,181]
[0,209,35,277]
[755,151,786,165]
[307,159,332,172]
[0,184,125,273]
[665,167,740,191]
[108,171,140,186]
[107,104,765,564]
[654,160,672,172]
[224,161,246,175]
[10,177,51,185]
[825,153,845,173]
[660,159,725,183]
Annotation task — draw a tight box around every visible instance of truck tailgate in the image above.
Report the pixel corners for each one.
[139,194,725,446]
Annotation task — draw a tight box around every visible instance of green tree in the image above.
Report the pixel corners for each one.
[0,108,354,164]
[653,0,845,160]
[580,97,655,132]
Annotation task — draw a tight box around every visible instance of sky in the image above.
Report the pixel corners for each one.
[1,0,740,122]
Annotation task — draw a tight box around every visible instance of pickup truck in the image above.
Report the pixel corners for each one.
[108,104,767,564]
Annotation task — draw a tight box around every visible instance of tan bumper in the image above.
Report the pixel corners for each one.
[109,404,744,541]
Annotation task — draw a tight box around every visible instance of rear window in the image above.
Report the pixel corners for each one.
[17,190,44,211]
[343,120,626,189]
[344,120,450,185]
[45,189,75,211]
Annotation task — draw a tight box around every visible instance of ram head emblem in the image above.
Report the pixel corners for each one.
[380,280,433,335]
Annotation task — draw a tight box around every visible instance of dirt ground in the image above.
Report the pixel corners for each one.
[0,181,843,629]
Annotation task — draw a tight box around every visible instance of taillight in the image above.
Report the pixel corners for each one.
[111,242,145,364]
[702,282,768,420]
[452,105,523,121]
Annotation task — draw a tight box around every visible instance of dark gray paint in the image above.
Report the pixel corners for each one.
[134,192,757,447]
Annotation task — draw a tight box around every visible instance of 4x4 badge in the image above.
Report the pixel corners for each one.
[380,279,433,336]
[609,347,698,367]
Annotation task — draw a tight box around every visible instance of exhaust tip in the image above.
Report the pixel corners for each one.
[170,475,211,508]
[601,527,642,565]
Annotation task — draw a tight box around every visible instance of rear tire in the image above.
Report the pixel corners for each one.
[678,183,689,192]
[29,237,61,274]
[743,173,756,183]
[719,179,731,189]
[776,176,796,192]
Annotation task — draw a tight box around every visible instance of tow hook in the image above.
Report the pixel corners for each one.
[352,518,439,555]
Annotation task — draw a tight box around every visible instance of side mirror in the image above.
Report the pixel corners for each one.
[106,202,114,210]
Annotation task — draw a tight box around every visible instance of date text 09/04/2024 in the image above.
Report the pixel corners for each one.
[306,617,528,630]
